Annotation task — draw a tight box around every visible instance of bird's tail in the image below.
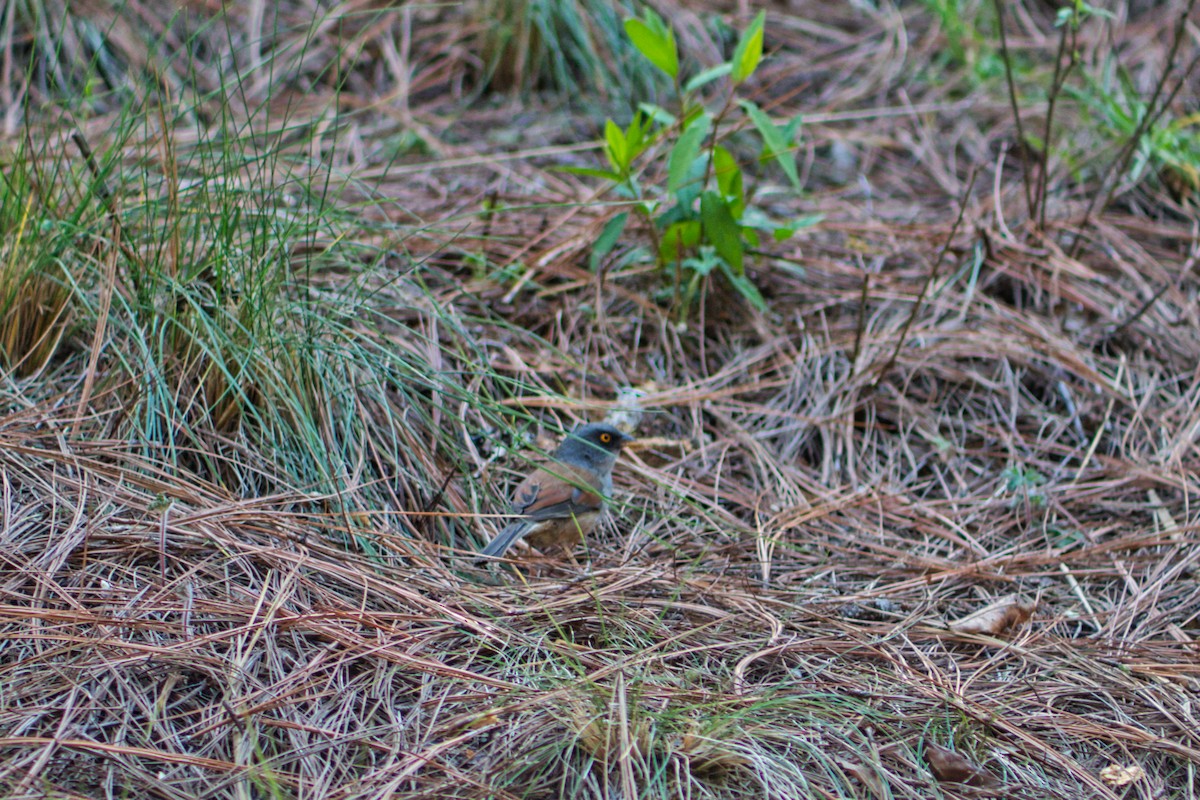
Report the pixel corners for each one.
[479,521,534,557]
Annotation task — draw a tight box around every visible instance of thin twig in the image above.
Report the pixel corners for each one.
[851,270,870,376]
[991,0,1034,221]
[874,169,978,386]
[71,131,143,287]
[1036,24,1075,232]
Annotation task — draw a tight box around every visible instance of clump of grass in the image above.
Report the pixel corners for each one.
[1070,67,1200,203]
[0,3,538,552]
[0,149,75,378]
[472,0,664,105]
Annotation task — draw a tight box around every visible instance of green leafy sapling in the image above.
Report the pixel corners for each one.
[569,9,820,318]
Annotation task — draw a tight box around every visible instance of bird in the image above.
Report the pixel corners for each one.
[479,423,634,558]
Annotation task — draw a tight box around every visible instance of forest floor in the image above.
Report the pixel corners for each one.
[1,1,1198,798]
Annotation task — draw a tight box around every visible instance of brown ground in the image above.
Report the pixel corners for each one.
[1,1,1198,798]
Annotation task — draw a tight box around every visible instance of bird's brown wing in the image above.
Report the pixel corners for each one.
[510,463,604,521]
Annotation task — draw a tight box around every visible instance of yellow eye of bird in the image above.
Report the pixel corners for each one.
[600,433,612,443]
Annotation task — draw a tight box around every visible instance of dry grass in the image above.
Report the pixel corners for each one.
[1,0,1199,798]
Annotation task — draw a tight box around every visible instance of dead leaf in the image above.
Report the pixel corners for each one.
[838,758,886,798]
[678,732,752,775]
[949,594,1035,636]
[1100,763,1145,787]
[924,743,1002,789]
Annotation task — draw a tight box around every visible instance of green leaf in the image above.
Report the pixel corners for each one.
[660,220,701,263]
[740,208,823,239]
[783,114,803,144]
[771,213,825,241]
[604,119,627,174]
[591,212,629,271]
[670,158,706,210]
[558,165,624,181]
[625,111,652,160]
[737,206,773,230]
[713,146,744,217]
[683,249,722,276]
[700,191,744,274]
[668,112,711,195]
[720,260,767,311]
[624,15,679,79]
[730,11,766,84]
[740,100,801,190]
[1079,2,1116,21]
[683,63,733,93]
[598,114,653,179]
[680,103,708,129]
[637,102,676,127]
